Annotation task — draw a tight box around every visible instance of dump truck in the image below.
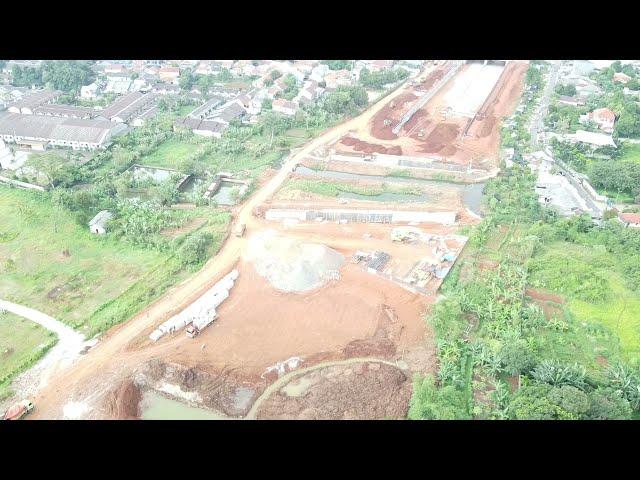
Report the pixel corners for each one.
[234,223,246,237]
[3,400,34,420]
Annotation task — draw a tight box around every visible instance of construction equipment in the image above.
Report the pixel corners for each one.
[3,400,34,420]
[417,129,425,138]
[186,324,200,338]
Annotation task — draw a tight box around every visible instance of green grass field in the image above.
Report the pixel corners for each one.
[139,139,200,169]
[0,187,178,335]
[281,179,423,198]
[620,143,640,165]
[529,241,640,358]
[0,311,57,400]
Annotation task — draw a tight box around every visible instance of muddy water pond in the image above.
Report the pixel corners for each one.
[139,391,229,420]
[294,166,485,215]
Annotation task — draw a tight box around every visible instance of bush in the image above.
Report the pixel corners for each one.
[408,375,471,420]
[177,231,214,267]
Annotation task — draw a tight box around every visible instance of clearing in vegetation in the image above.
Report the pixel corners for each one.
[138,139,199,169]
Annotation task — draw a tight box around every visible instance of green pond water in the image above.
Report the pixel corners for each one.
[140,392,228,420]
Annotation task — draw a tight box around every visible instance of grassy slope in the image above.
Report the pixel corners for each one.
[0,311,57,399]
[0,187,171,333]
[529,241,640,358]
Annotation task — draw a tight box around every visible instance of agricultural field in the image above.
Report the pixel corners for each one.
[409,162,640,420]
[0,310,57,400]
[0,187,229,336]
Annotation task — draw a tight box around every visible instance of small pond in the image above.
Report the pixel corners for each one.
[139,391,228,420]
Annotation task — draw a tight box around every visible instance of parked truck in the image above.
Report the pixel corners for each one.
[234,223,246,237]
[3,400,34,420]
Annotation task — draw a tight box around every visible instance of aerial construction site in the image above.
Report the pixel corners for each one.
[21,60,527,420]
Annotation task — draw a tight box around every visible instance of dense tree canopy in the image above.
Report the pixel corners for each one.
[359,68,409,89]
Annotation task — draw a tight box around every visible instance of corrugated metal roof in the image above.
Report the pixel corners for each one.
[0,112,122,144]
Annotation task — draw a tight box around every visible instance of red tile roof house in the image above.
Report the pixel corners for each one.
[618,212,640,228]
[613,72,632,84]
[579,107,616,133]
[158,67,180,84]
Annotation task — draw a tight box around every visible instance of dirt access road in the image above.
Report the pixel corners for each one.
[28,74,420,419]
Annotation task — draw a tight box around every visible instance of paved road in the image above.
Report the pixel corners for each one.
[530,61,560,148]
[0,300,90,407]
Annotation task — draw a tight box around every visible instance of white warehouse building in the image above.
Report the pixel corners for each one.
[0,112,128,151]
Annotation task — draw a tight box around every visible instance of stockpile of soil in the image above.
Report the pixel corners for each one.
[476,114,497,138]
[247,230,344,293]
[416,68,445,91]
[340,136,403,155]
[256,362,412,420]
[103,380,142,419]
[419,123,460,153]
[402,110,429,135]
[369,92,416,141]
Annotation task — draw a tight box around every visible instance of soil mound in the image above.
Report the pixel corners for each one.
[104,380,142,419]
[247,230,344,293]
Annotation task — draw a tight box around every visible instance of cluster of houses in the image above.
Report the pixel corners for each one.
[0,59,423,150]
[551,60,640,149]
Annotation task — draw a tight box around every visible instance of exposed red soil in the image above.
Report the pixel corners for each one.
[255,362,412,420]
[402,110,430,135]
[369,92,417,141]
[419,123,460,153]
[415,68,445,91]
[103,380,141,419]
[525,288,565,305]
[339,136,403,155]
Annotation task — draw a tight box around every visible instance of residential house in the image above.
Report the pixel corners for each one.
[89,210,113,235]
[309,64,329,83]
[613,72,632,84]
[236,93,261,116]
[618,212,640,228]
[567,130,616,148]
[159,67,180,84]
[579,108,616,133]
[557,95,585,107]
[104,64,126,75]
[368,60,394,72]
[324,70,352,89]
[572,60,597,77]
[272,98,298,116]
[80,82,102,99]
